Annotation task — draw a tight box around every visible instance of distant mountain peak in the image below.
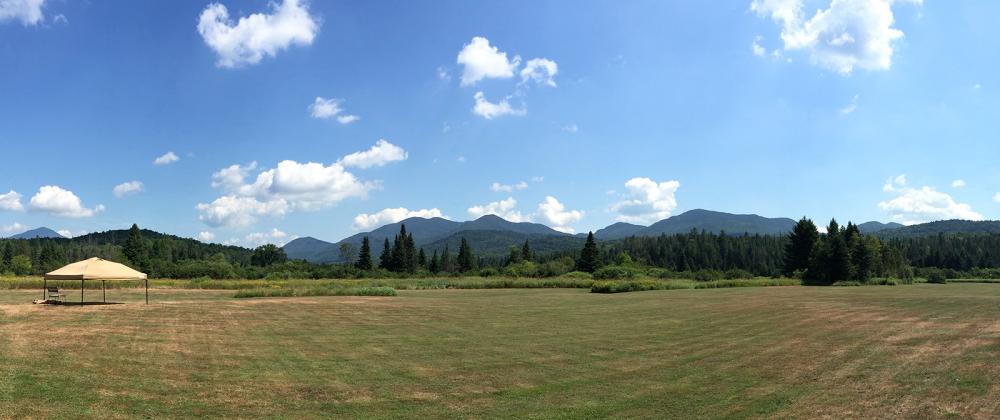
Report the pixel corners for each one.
[9,227,66,239]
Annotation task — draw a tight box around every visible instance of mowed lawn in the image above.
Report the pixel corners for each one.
[2,284,1000,418]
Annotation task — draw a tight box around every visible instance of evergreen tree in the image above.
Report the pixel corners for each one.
[783,217,819,276]
[521,240,533,262]
[440,244,453,273]
[457,238,475,272]
[418,248,427,269]
[356,236,373,270]
[379,238,391,269]
[578,232,600,273]
[123,224,149,269]
[429,249,440,273]
[824,219,852,282]
[405,232,418,272]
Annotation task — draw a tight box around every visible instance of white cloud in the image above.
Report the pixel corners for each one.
[436,66,451,82]
[245,228,292,246]
[993,193,1000,203]
[561,124,579,133]
[882,174,907,192]
[536,196,583,233]
[750,0,920,74]
[490,181,528,193]
[2,222,27,234]
[339,139,408,169]
[520,58,558,87]
[951,179,966,188]
[456,156,466,163]
[352,207,446,230]
[840,94,859,115]
[531,176,544,183]
[197,231,216,242]
[752,36,767,56]
[29,185,104,218]
[197,0,319,68]
[468,197,527,222]
[198,141,403,227]
[154,151,179,165]
[0,0,45,26]
[56,229,86,238]
[472,91,526,119]
[0,190,24,211]
[611,177,681,224]
[456,36,520,86]
[879,185,982,225]
[113,181,144,198]
[309,97,360,124]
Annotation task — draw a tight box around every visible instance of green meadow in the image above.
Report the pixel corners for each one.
[1,282,999,418]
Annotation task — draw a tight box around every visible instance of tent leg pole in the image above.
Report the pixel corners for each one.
[103,280,106,303]
[43,278,47,301]
[145,279,148,305]
[81,279,84,304]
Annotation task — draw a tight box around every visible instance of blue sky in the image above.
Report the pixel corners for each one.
[1,0,999,245]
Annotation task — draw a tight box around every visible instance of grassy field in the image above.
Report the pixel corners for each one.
[1,283,999,418]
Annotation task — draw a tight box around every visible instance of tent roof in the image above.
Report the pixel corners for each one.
[44,258,147,280]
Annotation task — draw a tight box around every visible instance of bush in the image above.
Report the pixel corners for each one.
[502,261,538,278]
[927,271,947,284]
[478,268,499,277]
[724,269,753,280]
[831,281,862,287]
[592,265,637,280]
[562,271,593,280]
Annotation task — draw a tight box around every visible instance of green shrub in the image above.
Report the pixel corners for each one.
[592,265,637,280]
[831,281,862,287]
[927,271,947,284]
[724,269,753,280]
[478,268,499,277]
[562,271,593,280]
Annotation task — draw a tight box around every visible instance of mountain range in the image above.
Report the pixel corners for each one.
[7,227,66,239]
[280,209,924,263]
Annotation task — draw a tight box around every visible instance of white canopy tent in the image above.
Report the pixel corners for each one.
[43,258,149,304]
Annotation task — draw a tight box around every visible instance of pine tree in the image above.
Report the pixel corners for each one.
[418,248,427,269]
[405,232,418,272]
[379,238,391,269]
[429,249,440,273]
[357,236,373,270]
[457,238,475,272]
[783,217,818,276]
[521,240,533,262]
[578,232,600,273]
[440,244,453,273]
[123,223,149,269]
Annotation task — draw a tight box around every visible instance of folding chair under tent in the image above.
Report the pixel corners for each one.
[43,257,149,304]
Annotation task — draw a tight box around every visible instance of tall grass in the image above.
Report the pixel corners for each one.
[591,278,800,294]
[234,286,397,298]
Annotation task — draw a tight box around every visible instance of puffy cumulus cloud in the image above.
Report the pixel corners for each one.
[456,36,520,86]
[520,58,558,87]
[198,0,319,68]
[490,181,528,193]
[993,193,1000,203]
[750,0,920,74]
[245,228,293,246]
[113,181,144,198]
[197,231,216,242]
[339,139,408,169]
[0,190,24,211]
[879,185,982,225]
[536,196,583,233]
[56,229,86,238]
[472,91,525,119]
[154,151,179,165]
[467,197,527,222]
[0,0,45,26]
[2,222,27,234]
[951,179,966,188]
[309,97,359,124]
[29,185,104,218]
[352,207,447,230]
[198,141,406,228]
[611,177,681,224]
[752,36,767,56]
[197,195,290,228]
